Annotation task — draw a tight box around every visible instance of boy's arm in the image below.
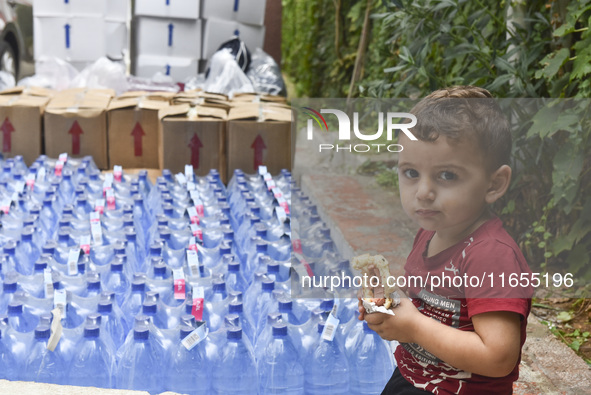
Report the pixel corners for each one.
[362,298,522,378]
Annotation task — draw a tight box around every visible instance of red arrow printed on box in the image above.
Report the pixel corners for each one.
[188,133,203,170]
[131,122,145,157]
[251,134,266,170]
[1,117,14,152]
[68,120,83,155]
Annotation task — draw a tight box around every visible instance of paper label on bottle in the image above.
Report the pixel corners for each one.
[90,211,100,223]
[294,252,314,277]
[181,324,207,351]
[187,206,199,225]
[189,189,200,201]
[25,174,35,190]
[104,172,113,184]
[266,179,276,190]
[54,160,64,176]
[188,236,198,252]
[175,173,187,186]
[47,307,63,351]
[102,180,112,197]
[292,239,303,255]
[191,196,204,217]
[275,207,287,223]
[271,187,282,198]
[186,181,196,191]
[173,268,186,300]
[15,181,25,194]
[113,165,122,182]
[185,165,194,180]
[106,189,116,210]
[186,249,200,277]
[321,312,340,341]
[0,198,10,214]
[90,221,103,246]
[258,165,268,175]
[190,224,203,241]
[94,199,105,214]
[191,295,204,321]
[37,166,46,182]
[80,235,91,255]
[67,249,80,276]
[59,153,68,162]
[54,289,67,320]
[44,268,54,298]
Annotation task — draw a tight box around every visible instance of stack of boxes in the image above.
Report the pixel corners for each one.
[33,0,130,71]
[133,1,202,81]
[201,0,267,62]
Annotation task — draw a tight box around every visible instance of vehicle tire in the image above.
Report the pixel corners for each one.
[0,41,17,81]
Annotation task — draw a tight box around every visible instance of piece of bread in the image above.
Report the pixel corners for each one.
[352,254,394,309]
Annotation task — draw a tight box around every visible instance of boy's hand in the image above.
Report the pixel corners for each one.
[363,297,422,343]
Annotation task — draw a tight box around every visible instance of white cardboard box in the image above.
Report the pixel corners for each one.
[136,17,201,58]
[135,54,199,81]
[135,0,200,20]
[34,16,106,61]
[33,0,129,20]
[202,0,266,26]
[202,18,265,60]
[106,21,128,60]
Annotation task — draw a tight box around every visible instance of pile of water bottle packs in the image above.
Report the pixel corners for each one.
[0,153,395,394]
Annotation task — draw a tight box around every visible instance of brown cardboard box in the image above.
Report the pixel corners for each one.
[44,89,113,169]
[108,97,188,169]
[227,103,292,176]
[161,104,227,182]
[0,87,53,165]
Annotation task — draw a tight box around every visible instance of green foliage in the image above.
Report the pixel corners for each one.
[283,0,591,277]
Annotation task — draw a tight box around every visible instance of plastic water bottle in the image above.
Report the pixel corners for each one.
[24,325,67,384]
[165,325,211,395]
[98,298,127,349]
[0,327,17,380]
[305,323,350,394]
[68,324,116,388]
[228,301,255,343]
[225,259,249,293]
[258,322,305,394]
[15,226,40,275]
[212,327,258,395]
[116,326,164,393]
[103,256,129,306]
[7,301,39,333]
[121,274,147,319]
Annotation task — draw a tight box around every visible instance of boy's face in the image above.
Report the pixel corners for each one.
[397,134,494,238]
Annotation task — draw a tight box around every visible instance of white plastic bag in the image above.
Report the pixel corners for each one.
[204,49,254,97]
[70,57,128,95]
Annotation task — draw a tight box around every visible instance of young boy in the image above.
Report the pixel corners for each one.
[358,86,533,394]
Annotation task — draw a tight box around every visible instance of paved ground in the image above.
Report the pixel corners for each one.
[298,171,591,395]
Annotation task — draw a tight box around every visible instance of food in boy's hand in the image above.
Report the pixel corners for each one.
[352,253,397,309]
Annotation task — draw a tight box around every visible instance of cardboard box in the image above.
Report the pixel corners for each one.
[161,104,227,181]
[136,17,201,58]
[134,54,199,82]
[44,89,114,169]
[202,18,265,60]
[108,97,188,169]
[106,21,128,60]
[33,0,129,19]
[135,0,200,19]
[202,0,267,25]
[0,88,53,165]
[226,103,291,176]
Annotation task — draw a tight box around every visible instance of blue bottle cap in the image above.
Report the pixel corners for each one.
[3,240,16,255]
[320,299,335,311]
[228,301,243,314]
[30,204,42,215]
[34,258,48,272]
[139,169,148,178]
[227,261,240,273]
[180,325,195,339]
[122,214,134,228]
[153,263,167,277]
[3,279,17,293]
[226,327,242,341]
[256,242,267,254]
[98,301,113,313]
[212,279,226,293]
[57,228,71,243]
[267,261,279,274]
[149,242,162,256]
[223,229,233,240]
[318,323,325,334]
[113,240,127,255]
[272,323,288,337]
[34,325,51,339]
[156,216,168,227]
[111,259,124,273]
[7,302,22,314]
[158,227,171,241]
[134,326,150,340]
[131,279,145,292]
[125,228,137,241]
[84,325,100,338]
[41,241,56,255]
[142,301,157,315]
[279,300,293,312]
[261,278,275,292]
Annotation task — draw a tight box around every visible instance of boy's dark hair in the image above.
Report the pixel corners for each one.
[410,86,511,171]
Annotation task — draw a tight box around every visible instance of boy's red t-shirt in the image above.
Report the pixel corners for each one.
[394,216,532,395]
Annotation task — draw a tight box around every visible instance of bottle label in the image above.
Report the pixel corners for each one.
[187,206,199,225]
[67,248,80,276]
[113,165,123,182]
[15,181,25,194]
[271,187,282,198]
[80,234,91,255]
[321,311,340,342]
[185,165,194,180]
[0,198,11,214]
[181,324,208,351]
[47,307,64,352]
[37,166,46,182]
[25,174,35,190]
[54,160,64,176]
[266,179,276,190]
[173,268,186,300]
[189,189,200,201]
[175,173,187,185]
[102,180,112,197]
[187,181,196,191]
[258,165,268,175]
[277,196,290,214]
[188,236,198,252]
[59,152,68,162]
[294,252,314,277]
[54,289,67,320]
[191,197,204,217]
[90,218,103,246]
[94,198,105,214]
[106,189,116,210]
[44,268,54,298]
[186,249,200,277]
[275,206,287,223]
[190,224,203,241]
[191,297,204,321]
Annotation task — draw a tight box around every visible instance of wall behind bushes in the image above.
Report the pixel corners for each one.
[282,0,591,280]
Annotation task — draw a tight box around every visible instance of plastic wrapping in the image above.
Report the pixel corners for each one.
[17,56,79,91]
[0,71,16,91]
[246,48,286,96]
[203,48,254,97]
[70,57,128,95]
[126,74,180,93]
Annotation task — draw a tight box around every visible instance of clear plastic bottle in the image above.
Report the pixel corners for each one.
[24,325,67,384]
[68,324,116,388]
[116,326,164,393]
[212,327,258,395]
